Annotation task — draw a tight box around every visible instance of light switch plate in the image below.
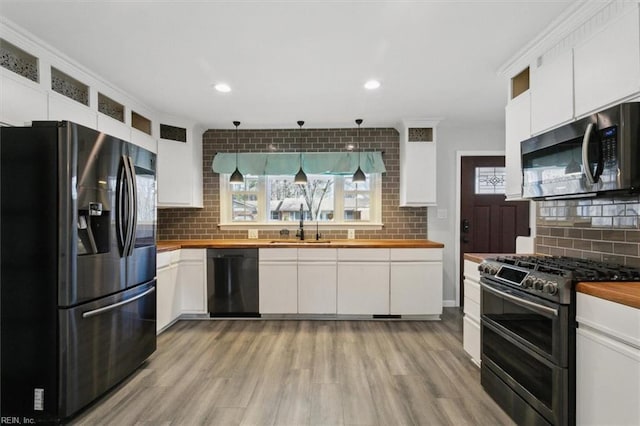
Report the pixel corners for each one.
[347,229,355,239]
[248,229,259,239]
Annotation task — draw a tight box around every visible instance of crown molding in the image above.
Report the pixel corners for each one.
[497,0,611,78]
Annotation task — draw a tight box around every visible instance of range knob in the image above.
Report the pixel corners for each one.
[488,265,498,275]
[543,282,558,295]
[522,277,535,288]
[533,279,545,291]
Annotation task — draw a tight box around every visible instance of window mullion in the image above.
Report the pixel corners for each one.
[334,176,344,222]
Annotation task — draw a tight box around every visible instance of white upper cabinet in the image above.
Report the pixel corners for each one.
[96,113,131,142]
[0,73,48,126]
[505,91,531,201]
[574,7,640,117]
[530,50,574,134]
[397,120,439,207]
[157,121,203,208]
[48,93,97,130]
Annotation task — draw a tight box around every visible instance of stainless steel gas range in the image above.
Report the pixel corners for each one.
[478,255,640,426]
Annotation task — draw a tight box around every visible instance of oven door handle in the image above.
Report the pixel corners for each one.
[481,282,558,317]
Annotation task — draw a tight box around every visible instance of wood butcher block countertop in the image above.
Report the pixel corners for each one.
[158,239,444,252]
[576,282,640,310]
[158,239,445,251]
[463,253,640,310]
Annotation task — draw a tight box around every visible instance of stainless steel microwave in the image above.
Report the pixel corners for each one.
[521,102,640,200]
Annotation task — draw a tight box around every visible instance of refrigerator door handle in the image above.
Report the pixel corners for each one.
[126,156,138,257]
[122,156,135,257]
[81,286,155,318]
[115,156,128,257]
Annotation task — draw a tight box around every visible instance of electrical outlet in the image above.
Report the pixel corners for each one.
[248,229,258,239]
[347,229,355,239]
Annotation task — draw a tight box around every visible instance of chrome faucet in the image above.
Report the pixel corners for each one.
[296,203,305,241]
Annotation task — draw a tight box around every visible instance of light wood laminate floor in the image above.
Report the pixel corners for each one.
[70,309,514,425]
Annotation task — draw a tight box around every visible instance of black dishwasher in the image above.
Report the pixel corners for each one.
[207,249,260,317]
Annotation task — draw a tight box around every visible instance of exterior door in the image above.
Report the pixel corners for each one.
[460,156,529,302]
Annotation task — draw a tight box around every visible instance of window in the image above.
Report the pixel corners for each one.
[475,167,506,194]
[220,173,382,228]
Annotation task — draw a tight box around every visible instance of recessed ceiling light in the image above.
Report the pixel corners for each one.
[214,83,231,93]
[364,80,381,90]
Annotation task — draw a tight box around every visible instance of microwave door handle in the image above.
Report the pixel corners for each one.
[582,122,596,185]
[481,282,558,317]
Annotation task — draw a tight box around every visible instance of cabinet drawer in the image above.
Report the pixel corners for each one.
[463,315,481,365]
[297,248,337,261]
[338,248,389,261]
[463,260,481,282]
[577,293,640,347]
[390,248,442,261]
[259,248,298,261]
[180,248,205,262]
[464,278,481,305]
[463,296,480,322]
[157,252,172,269]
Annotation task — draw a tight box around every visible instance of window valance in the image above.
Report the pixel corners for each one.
[211,152,386,175]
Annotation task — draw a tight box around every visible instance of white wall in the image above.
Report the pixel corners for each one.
[427,122,506,306]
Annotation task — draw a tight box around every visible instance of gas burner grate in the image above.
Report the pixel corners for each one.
[489,255,640,282]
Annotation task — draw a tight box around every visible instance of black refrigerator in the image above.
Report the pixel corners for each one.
[1,121,157,423]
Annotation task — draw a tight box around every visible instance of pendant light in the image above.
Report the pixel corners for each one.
[352,118,366,183]
[229,121,244,183]
[294,120,308,184]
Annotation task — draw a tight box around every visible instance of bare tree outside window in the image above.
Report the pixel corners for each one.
[267,175,334,222]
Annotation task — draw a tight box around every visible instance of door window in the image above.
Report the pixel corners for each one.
[475,167,506,194]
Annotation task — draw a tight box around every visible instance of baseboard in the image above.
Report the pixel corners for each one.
[443,300,458,307]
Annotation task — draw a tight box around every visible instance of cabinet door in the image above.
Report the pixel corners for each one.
[0,74,48,126]
[97,114,131,142]
[157,138,194,206]
[156,264,179,333]
[400,141,436,206]
[337,262,389,315]
[463,316,481,366]
[505,91,531,200]
[259,262,298,314]
[576,327,640,426]
[390,262,442,315]
[48,93,97,130]
[530,50,574,134]
[298,262,337,314]
[574,9,640,116]
[180,262,206,313]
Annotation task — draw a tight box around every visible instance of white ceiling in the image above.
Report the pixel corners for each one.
[0,1,573,130]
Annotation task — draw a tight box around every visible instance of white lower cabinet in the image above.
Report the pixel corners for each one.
[156,248,207,333]
[337,262,389,314]
[298,262,337,314]
[298,249,337,314]
[463,259,482,365]
[259,248,298,314]
[179,249,207,314]
[576,293,640,426]
[156,251,181,333]
[389,248,442,315]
